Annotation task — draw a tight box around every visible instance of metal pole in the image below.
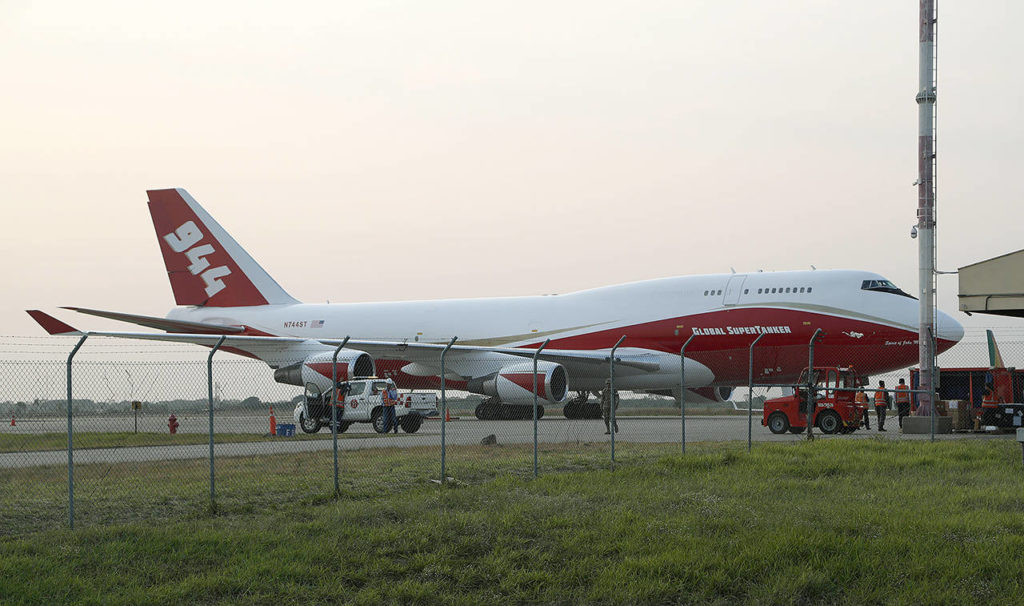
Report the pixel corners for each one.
[440,337,457,484]
[609,335,626,468]
[916,0,938,426]
[533,338,550,478]
[332,336,350,496]
[680,334,696,455]
[65,333,88,530]
[748,333,765,452]
[208,336,225,511]
[928,327,936,442]
[807,329,823,440]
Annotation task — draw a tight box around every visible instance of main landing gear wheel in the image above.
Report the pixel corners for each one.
[562,392,602,419]
[475,397,501,420]
[399,415,423,433]
[562,391,589,419]
[817,410,842,435]
[767,412,790,435]
[299,412,322,434]
[473,397,541,420]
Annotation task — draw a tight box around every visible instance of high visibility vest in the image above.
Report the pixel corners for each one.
[982,392,998,408]
[855,392,869,406]
[874,390,888,407]
[894,384,911,404]
[382,390,398,407]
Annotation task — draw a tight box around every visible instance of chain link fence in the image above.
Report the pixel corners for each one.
[2,328,1021,535]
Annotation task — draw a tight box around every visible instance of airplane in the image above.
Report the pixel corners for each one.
[28,188,965,420]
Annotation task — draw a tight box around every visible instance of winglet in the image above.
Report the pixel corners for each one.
[26,310,81,335]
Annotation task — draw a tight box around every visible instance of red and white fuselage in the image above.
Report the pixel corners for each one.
[30,188,964,403]
[167,268,962,392]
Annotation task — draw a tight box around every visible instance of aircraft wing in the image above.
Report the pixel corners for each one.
[338,339,665,377]
[60,307,246,334]
[25,311,673,377]
[26,310,324,367]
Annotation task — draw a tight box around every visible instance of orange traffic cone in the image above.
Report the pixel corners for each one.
[10,416,15,427]
[269,406,277,436]
[445,408,458,421]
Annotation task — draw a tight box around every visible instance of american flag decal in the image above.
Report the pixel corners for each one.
[312,320,324,328]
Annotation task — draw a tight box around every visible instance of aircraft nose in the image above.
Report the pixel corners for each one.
[936,309,964,346]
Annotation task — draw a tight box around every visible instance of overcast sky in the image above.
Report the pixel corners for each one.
[2,1,1022,338]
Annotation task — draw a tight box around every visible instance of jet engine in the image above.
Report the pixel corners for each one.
[687,386,734,403]
[466,361,569,405]
[273,349,375,392]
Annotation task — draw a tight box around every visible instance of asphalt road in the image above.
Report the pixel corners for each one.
[0,414,1012,469]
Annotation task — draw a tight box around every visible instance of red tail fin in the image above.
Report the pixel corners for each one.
[147,189,298,307]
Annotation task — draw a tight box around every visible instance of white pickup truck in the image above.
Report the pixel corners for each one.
[293,377,437,434]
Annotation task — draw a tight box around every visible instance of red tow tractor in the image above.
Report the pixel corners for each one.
[762,366,865,435]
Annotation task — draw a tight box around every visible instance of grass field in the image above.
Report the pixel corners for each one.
[2,439,1023,604]
[0,430,375,453]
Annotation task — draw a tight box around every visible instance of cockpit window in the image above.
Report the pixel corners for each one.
[861,279,916,299]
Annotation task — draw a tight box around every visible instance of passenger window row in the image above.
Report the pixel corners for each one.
[754,286,812,294]
[703,286,813,296]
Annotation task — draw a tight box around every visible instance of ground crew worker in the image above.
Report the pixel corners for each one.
[874,380,890,431]
[386,383,400,433]
[894,378,911,430]
[601,378,620,434]
[335,381,351,405]
[981,382,998,427]
[334,381,351,429]
[855,388,870,430]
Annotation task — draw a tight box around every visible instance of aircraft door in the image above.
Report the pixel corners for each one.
[723,275,747,306]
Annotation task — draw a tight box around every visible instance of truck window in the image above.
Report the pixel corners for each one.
[373,382,389,393]
[347,383,365,396]
[826,369,838,397]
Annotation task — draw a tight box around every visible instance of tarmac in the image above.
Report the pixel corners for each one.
[1,414,1013,469]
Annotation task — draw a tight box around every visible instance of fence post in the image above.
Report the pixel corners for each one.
[331,336,350,496]
[680,334,696,455]
[807,329,823,441]
[208,336,226,512]
[748,332,765,453]
[65,333,89,530]
[609,335,626,468]
[440,337,457,484]
[533,338,550,478]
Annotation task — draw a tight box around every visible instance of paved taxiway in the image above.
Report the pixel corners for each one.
[1,414,1011,469]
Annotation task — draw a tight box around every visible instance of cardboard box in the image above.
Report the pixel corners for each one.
[948,400,973,430]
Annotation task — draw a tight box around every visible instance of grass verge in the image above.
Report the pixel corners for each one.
[0,430,379,453]
[2,439,1023,604]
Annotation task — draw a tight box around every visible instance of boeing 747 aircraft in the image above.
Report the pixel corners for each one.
[29,189,964,419]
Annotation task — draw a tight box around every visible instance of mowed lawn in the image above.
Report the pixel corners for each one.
[2,439,1023,604]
